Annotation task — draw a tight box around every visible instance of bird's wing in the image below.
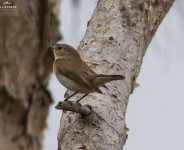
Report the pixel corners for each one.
[55,59,102,93]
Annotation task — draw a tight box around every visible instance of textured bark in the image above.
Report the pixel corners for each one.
[58,0,174,150]
[56,101,92,116]
[0,0,60,150]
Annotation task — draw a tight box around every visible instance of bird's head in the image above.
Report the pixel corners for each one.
[48,44,81,59]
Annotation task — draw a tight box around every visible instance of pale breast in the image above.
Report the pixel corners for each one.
[53,60,95,93]
[55,73,94,93]
[56,73,77,91]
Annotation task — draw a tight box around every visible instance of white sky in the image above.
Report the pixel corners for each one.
[44,0,184,150]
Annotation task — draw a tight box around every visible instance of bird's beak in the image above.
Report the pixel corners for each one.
[48,44,54,50]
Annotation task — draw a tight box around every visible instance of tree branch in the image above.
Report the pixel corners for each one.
[57,0,175,149]
[55,101,92,116]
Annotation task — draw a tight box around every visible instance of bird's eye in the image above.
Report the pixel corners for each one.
[58,47,62,50]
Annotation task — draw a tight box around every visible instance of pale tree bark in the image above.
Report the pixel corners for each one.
[57,0,175,150]
[0,0,60,150]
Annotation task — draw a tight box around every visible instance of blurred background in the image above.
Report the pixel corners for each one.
[44,0,184,150]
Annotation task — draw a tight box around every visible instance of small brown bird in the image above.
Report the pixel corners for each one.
[49,44,125,102]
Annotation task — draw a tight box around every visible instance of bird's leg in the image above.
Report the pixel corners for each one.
[76,94,88,103]
[102,84,109,90]
[64,92,78,101]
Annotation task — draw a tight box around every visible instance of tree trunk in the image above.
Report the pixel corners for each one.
[57,0,174,150]
[0,0,60,150]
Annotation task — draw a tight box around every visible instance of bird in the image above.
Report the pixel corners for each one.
[49,43,125,103]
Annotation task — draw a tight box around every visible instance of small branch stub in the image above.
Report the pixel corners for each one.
[55,101,92,116]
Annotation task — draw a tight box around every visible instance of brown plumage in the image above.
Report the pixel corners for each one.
[49,44,125,102]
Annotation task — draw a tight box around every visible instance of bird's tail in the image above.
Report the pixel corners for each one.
[94,74,125,87]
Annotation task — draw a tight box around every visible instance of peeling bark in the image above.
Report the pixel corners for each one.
[0,0,60,150]
[58,0,174,150]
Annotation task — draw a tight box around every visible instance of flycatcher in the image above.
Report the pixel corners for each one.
[49,44,125,102]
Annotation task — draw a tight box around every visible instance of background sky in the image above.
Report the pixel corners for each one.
[44,0,184,150]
